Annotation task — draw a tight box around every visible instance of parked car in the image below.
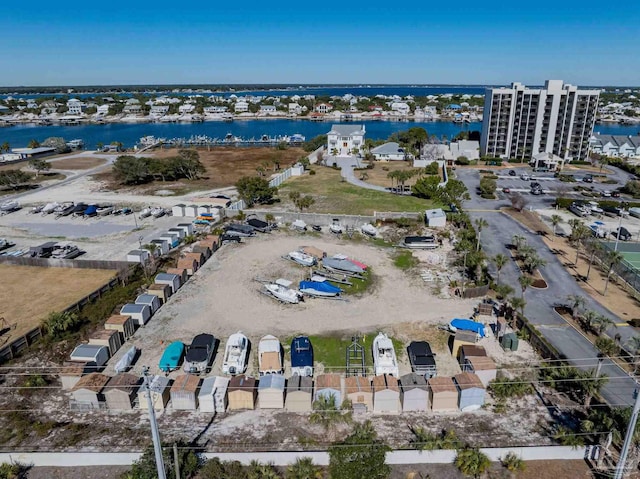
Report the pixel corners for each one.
[601,190,612,197]
[583,174,594,183]
[612,191,621,198]
[569,203,589,217]
[502,187,511,194]
[613,227,632,241]
[183,333,217,374]
[520,173,530,181]
[603,206,623,217]
[508,170,516,176]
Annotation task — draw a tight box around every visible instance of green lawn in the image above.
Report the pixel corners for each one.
[277,167,436,215]
[283,332,405,371]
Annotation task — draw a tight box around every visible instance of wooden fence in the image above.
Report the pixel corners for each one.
[0,256,131,272]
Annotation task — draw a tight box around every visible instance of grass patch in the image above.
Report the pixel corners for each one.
[372,237,394,248]
[277,167,436,215]
[393,251,418,270]
[337,268,375,295]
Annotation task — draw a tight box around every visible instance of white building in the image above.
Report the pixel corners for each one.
[67,99,86,115]
[450,140,480,161]
[288,103,303,115]
[481,80,599,162]
[234,101,249,113]
[390,102,410,115]
[150,105,170,116]
[531,151,565,171]
[590,135,640,159]
[179,104,195,114]
[370,142,406,161]
[259,105,277,115]
[96,105,110,116]
[327,124,366,156]
[315,103,333,114]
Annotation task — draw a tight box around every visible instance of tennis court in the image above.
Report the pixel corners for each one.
[601,241,640,291]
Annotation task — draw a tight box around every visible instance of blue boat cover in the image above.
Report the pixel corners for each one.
[299,280,342,294]
[159,341,184,372]
[291,336,314,368]
[84,205,98,216]
[450,318,486,337]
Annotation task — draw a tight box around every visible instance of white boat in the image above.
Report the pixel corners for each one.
[291,219,307,231]
[96,205,114,216]
[288,251,316,267]
[258,334,283,375]
[264,279,302,304]
[51,244,84,259]
[30,204,45,214]
[222,332,249,375]
[361,223,378,237]
[372,332,399,376]
[0,201,19,212]
[151,207,165,218]
[139,207,152,219]
[329,218,343,234]
[41,202,60,215]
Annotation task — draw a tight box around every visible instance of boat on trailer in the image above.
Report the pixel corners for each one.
[287,250,316,267]
[372,332,399,376]
[402,235,438,249]
[291,336,314,377]
[263,279,302,304]
[259,335,283,375]
[322,256,365,274]
[222,332,249,375]
[299,279,342,297]
[361,223,378,237]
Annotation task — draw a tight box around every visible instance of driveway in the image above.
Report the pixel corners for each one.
[332,156,388,192]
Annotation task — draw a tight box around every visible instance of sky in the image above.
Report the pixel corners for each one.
[1,1,639,87]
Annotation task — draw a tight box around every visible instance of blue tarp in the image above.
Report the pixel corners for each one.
[299,280,342,294]
[84,205,98,216]
[159,341,184,372]
[450,318,486,337]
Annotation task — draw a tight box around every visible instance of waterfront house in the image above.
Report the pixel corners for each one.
[590,134,640,159]
[96,105,110,116]
[67,99,86,115]
[327,124,366,156]
[234,101,249,113]
[370,142,406,161]
[390,102,410,115]
[259,105,277,115]
[314,103,333,114]
[288,103,303,115]
[150,105,170,117]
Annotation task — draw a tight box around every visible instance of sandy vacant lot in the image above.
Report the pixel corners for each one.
[50,156,107,170]
[107,232,512,378]
[0,265,117,343]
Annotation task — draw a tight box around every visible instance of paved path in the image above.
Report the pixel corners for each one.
[333,156,388,192]
[456,168,639,406]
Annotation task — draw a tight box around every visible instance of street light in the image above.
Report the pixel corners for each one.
[142,367,166,479]
[614,385,640,479]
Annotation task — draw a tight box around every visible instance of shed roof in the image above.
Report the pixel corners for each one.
[466,356,496,371]
[183,252,203,263]
[455,331,478,343]
[170,374,200,393]
[72,373,110,392]
[90,328,119,341]
[166,268,188,276]
[400,373,428,391]
[459,345,487,358]
[105,315,132,326]
[228,375,256,392]
[454,372,484,390]
[139,375,170,394]
[371,142,404,155]
[259,374,286,391]
[316,374,341,390]
[106,373,141,393]
[156,273,179,282]
[135,294,157,304]
[428,376,457,393]
[177,258,197,269]
[425,208,446,219]
[120,303,148,314]
[287,375,313,393]
[372,374,399,392]
[344,376,371,395]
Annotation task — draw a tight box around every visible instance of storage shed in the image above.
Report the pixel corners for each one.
[400,373,429,412]
[170,374,201,410]
[166,267,188,285]
[119,303,151,326]
[372,374,401,414]
[71,373,109,409]
[285,376,313,412]
[228,375,256,410]
[203,235,220,252]
[126,249,150,264]
[159,234,179,249]
[172,204,186,217]
[457,344,487,365]
[104,373,141,410]
[155,273,181,294]
[464,356,497,387]
[454,372,486,411]
[344,376,372,413]
[135,294,161,315]
[186,251,204,266]
[192,244,211,260]
[88,329,122,357]
[199,376,229,413]
[177,257,198,276]
[300,246,326,260]
[184,205,199,217]
[146,283,172,304]
[104,315,135,341]
[138,375,171,411]
[60,361,95,390]
[151,239,170,255]
[428,376,458,412]
[425,208,447,228]
[176,223,194,236]
[70,344,109,367]
[451,331,478,358]
[168,227,186,240]
[314,374,343,407]
[258,374,286,409]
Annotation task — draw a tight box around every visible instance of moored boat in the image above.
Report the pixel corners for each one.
[258,335,283,375]
[372,332,399,376]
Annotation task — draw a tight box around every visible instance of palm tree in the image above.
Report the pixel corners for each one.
[553,425,585,447]
[512,234,526,251]
[566,294,586,320]
[286,457,322,479]
[454,447,491,478]
[510,296,526,321]
[568,222,589,266]
[501,451,526,477]
[518,275,533,299]
[590,314,616,336]
[581,372,608,410]
[524,253,547,275]
[585,240,603,280]
[550,214,563,238]
[493,254,508,284]
[1,141,9,153]
[474,218,489,251]
[27,139,40,149]
[625,336,640,373]
[310,394,350,440]
[603,250,623,296]
[582,310,598,333]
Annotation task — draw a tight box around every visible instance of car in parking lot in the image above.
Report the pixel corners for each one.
[508,170,516,176]
[520,173,530,181]
[601,190,612,197]
[502,187,511,193]
[612,191,621,198]
[583,174,594,183]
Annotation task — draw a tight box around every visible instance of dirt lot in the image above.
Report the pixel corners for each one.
[0,265,117,344]
[357,161,425,188]
[50,156,107,170]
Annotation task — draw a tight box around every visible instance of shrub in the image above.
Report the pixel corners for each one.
[455,156,470,165]
[309,169,316,175]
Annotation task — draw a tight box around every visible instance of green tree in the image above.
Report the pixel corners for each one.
[27,139,40,149]
[411,175,440,199]
[303,134,327,152]
[566,294,586,320]
[0,461,28,479]
[493,254,508,284]
[123,441,200,479]
[328,421,391,479]
[488,377,533,400]
[285,457,322,479]
[289,192,315,213]
[28,158,51,178]
[112,155,152,184]
[410,428,461,451]
[523,253,546,275]
[173,149,205,180]
[511,234,526,251]
[603,250,623,296]
[590,314,616,336]
[501,451,526,476]
[235,176,278,206]
[439,179,470,209]
[310,394,351,440]
[1,141,9,153]
[493,284,514,300]
[41,311,82,339]
[474,218,488,251]
[550,214,563,238]
[585,239,603,280]
[510,296,526,320]
[478,176,497,198]
[247,461,281,479]
[552,426,585,447]
[199,458,247,479]
[454,447,491,478]
[518,275,533,299]
[0,170,33,189]
[42,136,71,154]
[596,337,619,357]
[626,336,640,373]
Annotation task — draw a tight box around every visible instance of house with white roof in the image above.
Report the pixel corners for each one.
[96,105,110,116]
[390,102,410,115]
[234,101,249,113]
[327,124,366,156]
[450,140,480,161]
[67,99,86,115]
[370,142,406,161]
[259,105,277,115]
[150,105,170,117]
[179,104,195,114]
[531,151,565,170]
[288,103,303,115]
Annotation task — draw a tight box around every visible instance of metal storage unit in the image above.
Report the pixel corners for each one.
[176,223,194,236]
[228,375,256,410]
[71,373,109,409]
[159,233,180,249]
[192,244,211,260]
[464,356,497,387]
[70,344,109,367]
[400,373,429,412]
[372,374,401,414]
[168,227,186,239]
[170,374,201,410]
[104,315,135,341]
[285,376,313,412]
[172,204,186,217]
[138,375,171,411]
[155,273,181,294]
[135,294,161,315]
[146,283,172,304]
[212,376,230,413]
[126,249,150,263]
[177,257,198,276]
[184,205,199,217]
[457,344,487,365]
[258,374,286,409]
[454,372,486,411]
[198,377,217,413]
[151,239,170,255]
[88,329,122,357]
[104,373,141,410]
[345,376,372,413]
[428,376,458,412]
[314,374,343,407]
[119,303,151,326]
[166,268,188,285]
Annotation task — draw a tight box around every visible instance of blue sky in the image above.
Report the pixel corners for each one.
[1,1,638,87]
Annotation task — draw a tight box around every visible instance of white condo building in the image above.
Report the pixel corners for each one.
[327,124,366,156]
[481,80,599,162]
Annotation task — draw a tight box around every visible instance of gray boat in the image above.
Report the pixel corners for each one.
[322,257,365,274]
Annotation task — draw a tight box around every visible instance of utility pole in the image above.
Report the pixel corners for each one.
[173,442,181,479]
[143,367,167,479]
[614,211,624,253]
[614,386,640,479]
[461,251,468,297]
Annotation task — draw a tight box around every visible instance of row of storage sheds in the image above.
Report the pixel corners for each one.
[457,345,497,387]
[172,204,224,218]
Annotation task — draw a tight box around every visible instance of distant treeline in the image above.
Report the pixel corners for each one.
[112,149,205,185]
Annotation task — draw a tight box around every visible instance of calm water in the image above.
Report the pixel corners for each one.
[1,120,638,150]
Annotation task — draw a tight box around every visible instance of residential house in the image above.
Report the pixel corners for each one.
[150,105,170,117]
[314,103,333,114]
[370,142,406,161]
[67,99,86,115]
[327,124,366,156]
[179,104,195,114]
[450,140,480,161]
[288,103,303,115]
[259,105,277,115]
[390,102,410,115]
[234,101,249,113]
[96,105,110,116]
[590,134,640,158]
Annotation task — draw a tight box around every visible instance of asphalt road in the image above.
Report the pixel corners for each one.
[456,167,638,406]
